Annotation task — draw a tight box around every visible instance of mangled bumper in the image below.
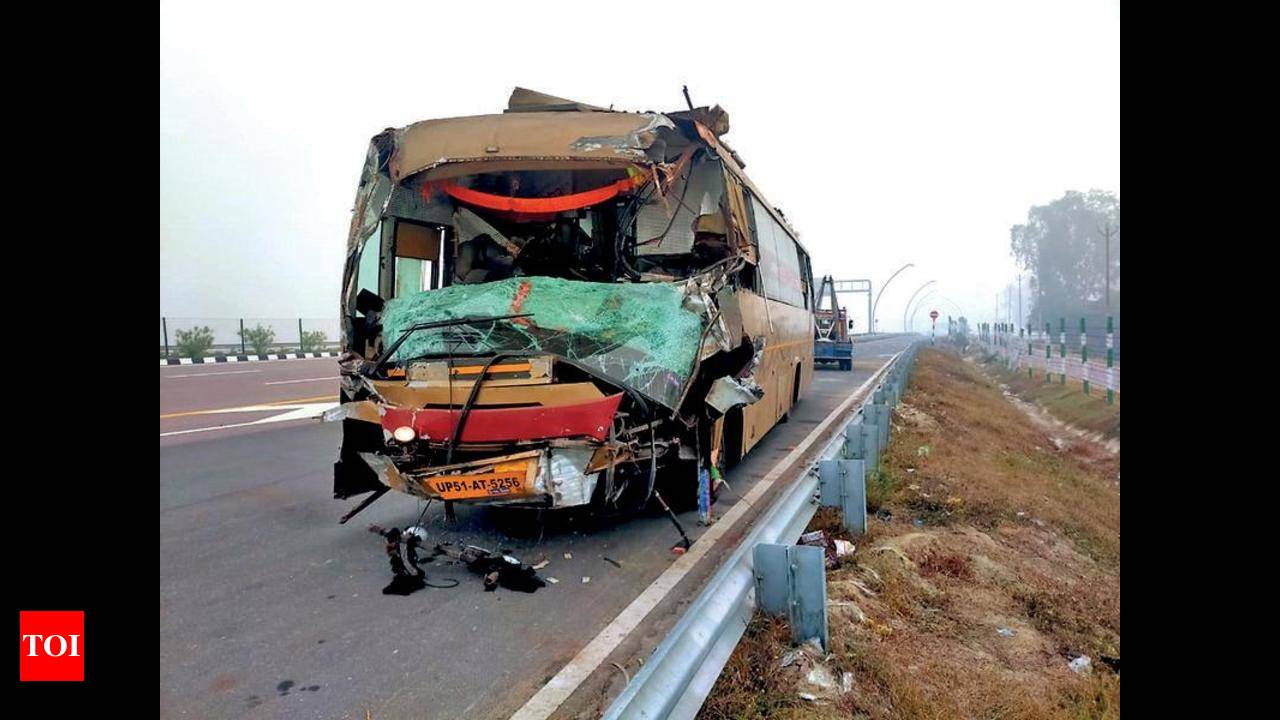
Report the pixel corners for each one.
[359,446,601,508]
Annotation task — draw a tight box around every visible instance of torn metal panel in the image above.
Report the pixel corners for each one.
[453,206,521,257]
[534,447,599,508]
[635,158,726,257]
[506,87,608,113]
[705,376,765,415]
[323,399,382,424]
[567,113,678,159]
[359,451,410,494]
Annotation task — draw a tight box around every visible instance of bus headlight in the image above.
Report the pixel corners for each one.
[392,426,417,443]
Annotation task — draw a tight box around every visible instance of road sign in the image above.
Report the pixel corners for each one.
[929,310,938,320]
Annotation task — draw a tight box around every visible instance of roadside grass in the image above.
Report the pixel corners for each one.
[699,348,1120,720]
[991,362,1120,440]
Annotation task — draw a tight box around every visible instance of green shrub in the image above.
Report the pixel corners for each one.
[174,326,214,359]
[300,330,327,353]
[238,324,276,356]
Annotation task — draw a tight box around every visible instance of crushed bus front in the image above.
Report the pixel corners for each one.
[330,88,815,516]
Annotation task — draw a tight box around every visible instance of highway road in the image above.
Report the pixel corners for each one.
[159,334,916,719]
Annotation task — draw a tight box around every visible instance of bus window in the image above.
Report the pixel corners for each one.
[748,194,805,307]
[354,223,381,307]
[392,220,442,297]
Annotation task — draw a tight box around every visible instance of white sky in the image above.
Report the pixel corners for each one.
[160,0,1118,332]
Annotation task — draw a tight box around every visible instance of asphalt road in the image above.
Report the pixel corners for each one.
[159,334,915,719]
[160,357,340,443]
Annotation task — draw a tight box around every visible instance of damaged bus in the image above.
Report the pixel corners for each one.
[331,88,815,519]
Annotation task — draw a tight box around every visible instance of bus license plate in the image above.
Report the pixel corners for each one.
[427,461,532,500]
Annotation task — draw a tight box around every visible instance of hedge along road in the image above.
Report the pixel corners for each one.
[159,334,916,720]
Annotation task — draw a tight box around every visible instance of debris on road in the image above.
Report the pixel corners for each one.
[798,530,854,569]
[434,543,546,593]
[603,556,622,569]
[369,525,427,596]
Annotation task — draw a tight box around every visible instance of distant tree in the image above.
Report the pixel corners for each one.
[1010,190,1119,321]
[174,326,214,359]
[238,324,276,356]
[299,330,327,353]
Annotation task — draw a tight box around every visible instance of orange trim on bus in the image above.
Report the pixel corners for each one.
[449,362,533,375]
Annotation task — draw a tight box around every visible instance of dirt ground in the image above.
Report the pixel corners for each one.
[979,349,1120,442]
[699,347,1120,720]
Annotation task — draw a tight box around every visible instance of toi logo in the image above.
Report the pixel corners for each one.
[19,611,84,681]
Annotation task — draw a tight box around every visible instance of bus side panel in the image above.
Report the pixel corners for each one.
[735,293,813,458]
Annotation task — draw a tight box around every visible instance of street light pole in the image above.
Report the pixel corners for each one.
[909,291,939,331]
[870,263,914,336]
[1017,274,1022,330]
[902,279,937,333]
[1100,221,1116,310]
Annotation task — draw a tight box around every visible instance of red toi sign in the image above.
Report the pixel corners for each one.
[929,310,939,320]
[19,611,84,681]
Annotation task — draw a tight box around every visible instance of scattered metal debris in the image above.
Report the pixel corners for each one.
[367,524,458,595]
[433,543,546,593]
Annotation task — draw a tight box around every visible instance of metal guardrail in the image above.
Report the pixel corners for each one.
[601,342,921,720]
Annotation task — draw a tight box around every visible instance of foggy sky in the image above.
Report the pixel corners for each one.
[160,0,1119,332]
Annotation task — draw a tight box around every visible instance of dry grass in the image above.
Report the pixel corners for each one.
[995,362,1120,440]
[700,348,1120,719]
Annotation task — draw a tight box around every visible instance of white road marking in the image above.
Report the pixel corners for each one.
[159,402,338,438]
[263,376,337,385]
[165,369,262,378]
[509,355,898,720]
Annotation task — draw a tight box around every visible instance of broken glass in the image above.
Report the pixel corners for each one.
[380,277,707,409]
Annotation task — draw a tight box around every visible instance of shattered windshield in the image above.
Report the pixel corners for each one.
[380,277,707,409]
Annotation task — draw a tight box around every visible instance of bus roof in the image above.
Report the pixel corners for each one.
[389,110,674,183]
[378,88,805,254]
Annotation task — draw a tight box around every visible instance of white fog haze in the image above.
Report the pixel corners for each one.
[160,0,1119,331]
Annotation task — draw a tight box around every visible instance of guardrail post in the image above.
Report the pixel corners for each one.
[842,419,880,474]
[1058,318,1066,385]
[1105,316,1115,405]
[819,458,867,534]
[162,317,170,358]
[1024,326,1033,379]
[1044,322,1051,382]
[753,543,829,651]
[864,402,886,451]
[1079,317,1089,395]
